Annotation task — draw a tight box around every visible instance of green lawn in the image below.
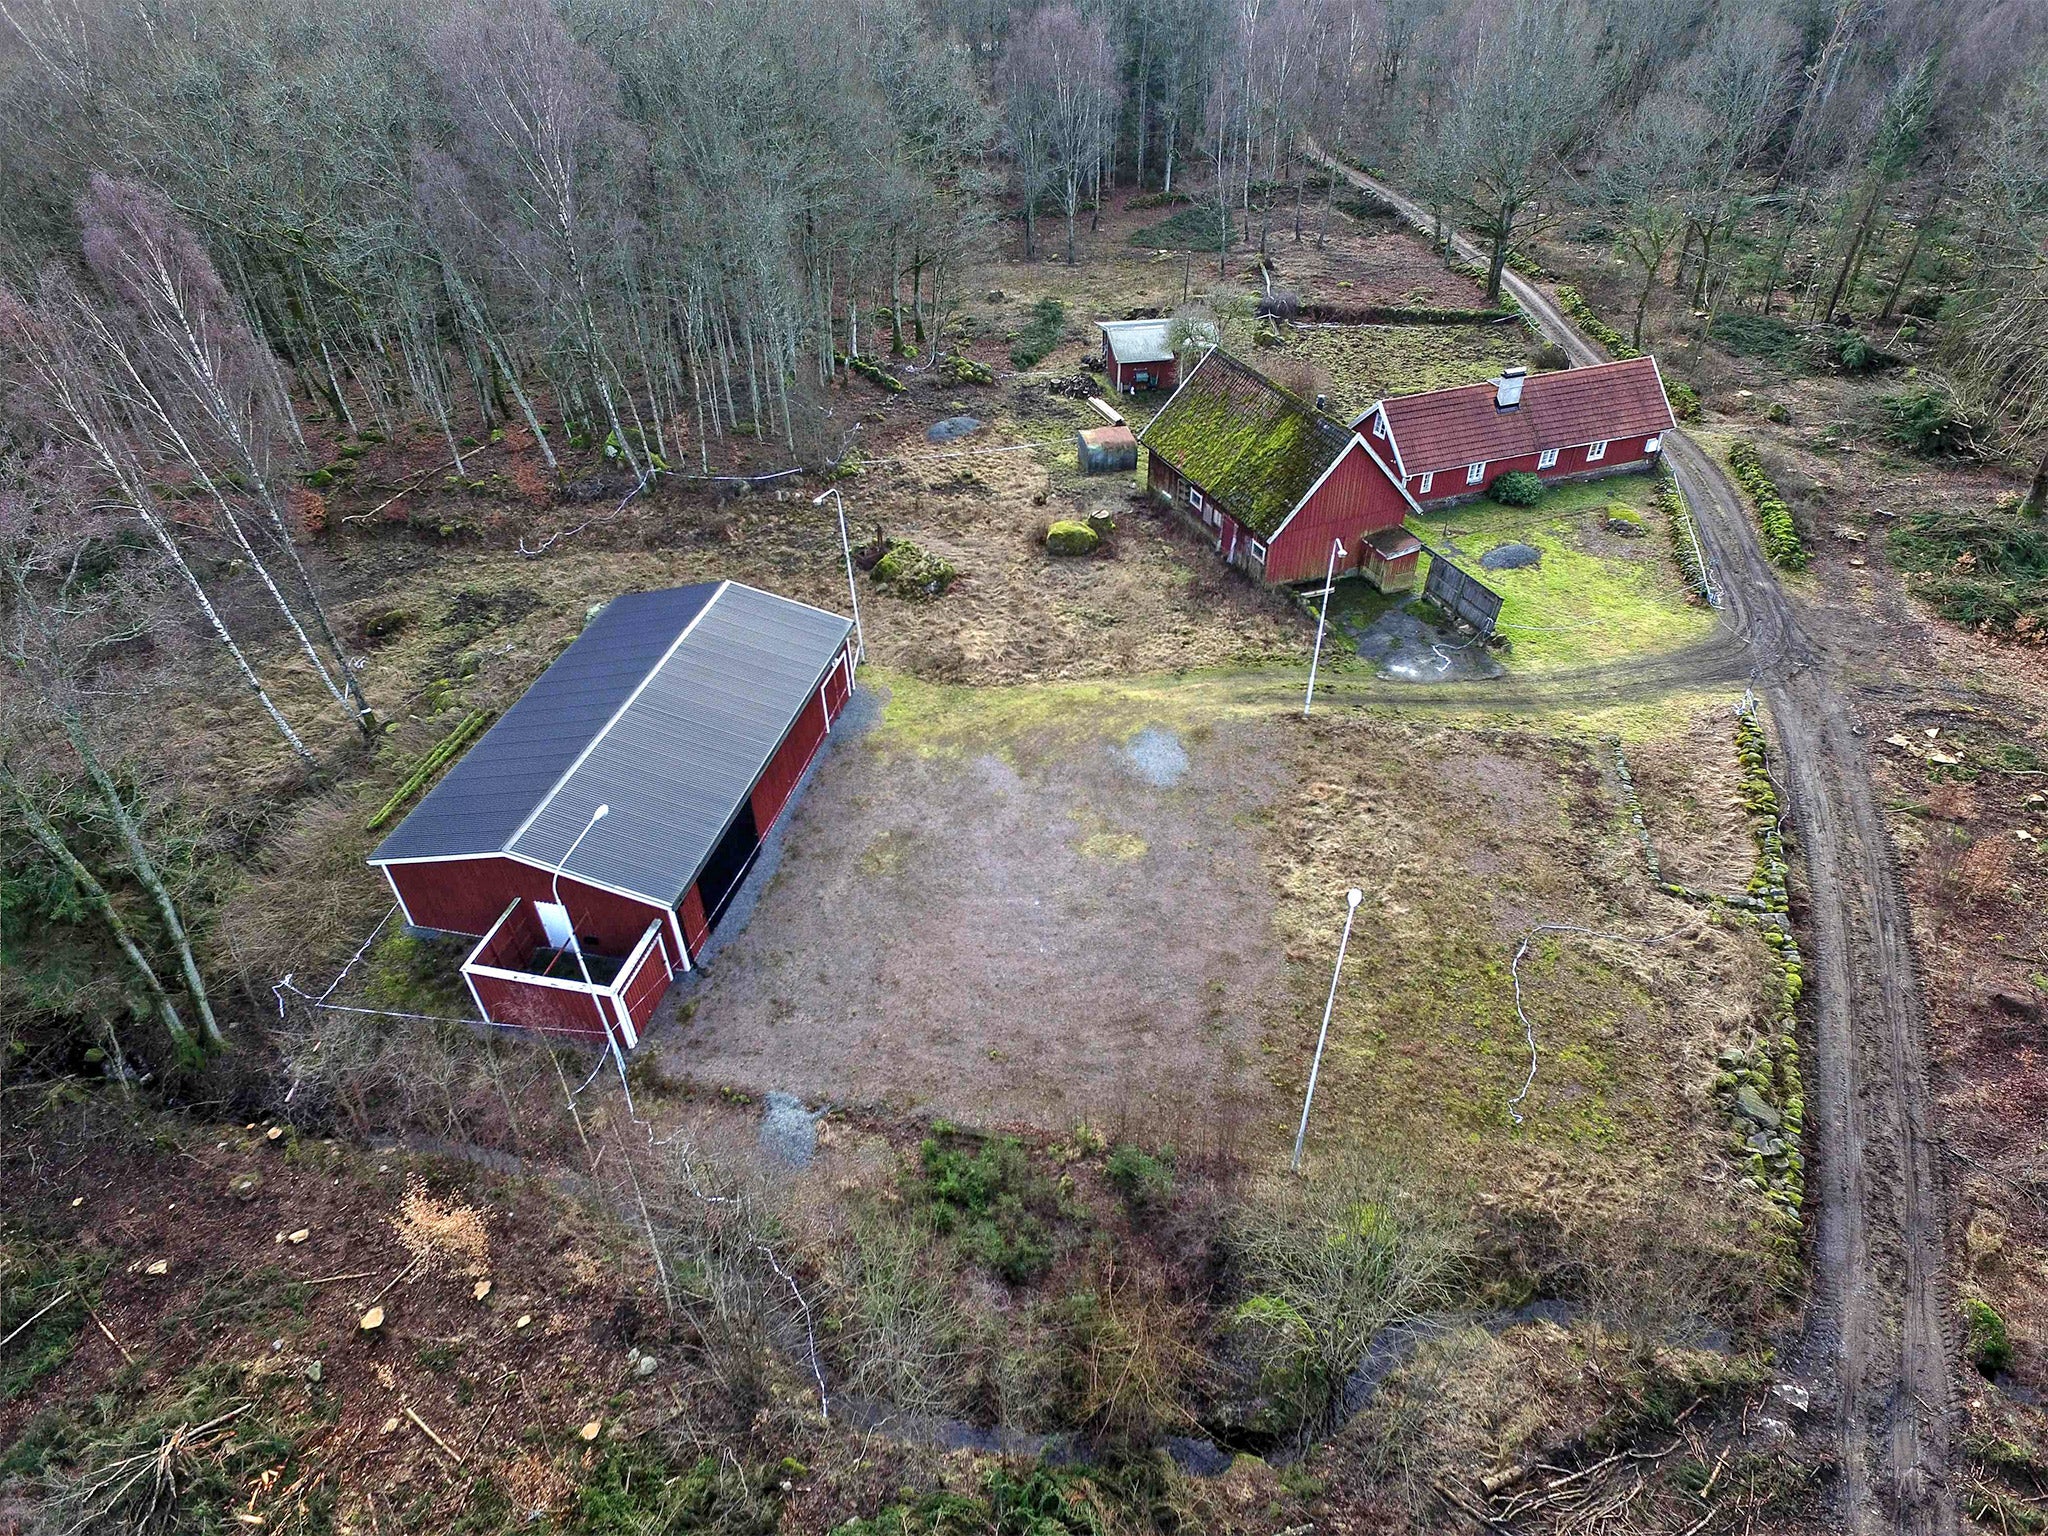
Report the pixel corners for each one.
[1311,475,1712,676]
[1413,475,1715,672]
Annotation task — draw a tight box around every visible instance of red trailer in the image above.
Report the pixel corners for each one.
[368,580,855,1048]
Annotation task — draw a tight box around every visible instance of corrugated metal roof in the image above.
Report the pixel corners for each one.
[368,585,720,864]
[371,582,851,906]
[1098,318,1177,364]
[1371,357,1675,476]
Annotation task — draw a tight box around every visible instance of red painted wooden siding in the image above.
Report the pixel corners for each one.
[1112,356,1176,393]
[1264,441,1411,584]
[617,937,674,1032]
[388,855,680,967]
[1407,436,1660,504]
[751,694,827,832]
[469,970,614,1039]
[678,885,709,954]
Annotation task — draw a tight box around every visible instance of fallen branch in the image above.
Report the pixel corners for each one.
[0,1288,73,1350]
[404,1405,463,1464]
[86,1302,134,1363]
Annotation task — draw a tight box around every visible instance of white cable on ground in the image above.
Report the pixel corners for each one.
[1505,922,1689,1125]
[1431,631,1483,671]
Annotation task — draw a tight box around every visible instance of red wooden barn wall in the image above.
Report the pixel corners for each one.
[678,642,852,955]
[468,970,614,1039]
[387,855,680,967]
[1111,356,1176,393]
[617,939,673,1032]
[1264,442,1412,585]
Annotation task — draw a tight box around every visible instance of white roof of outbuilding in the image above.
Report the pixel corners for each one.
[1097,319,1179,365]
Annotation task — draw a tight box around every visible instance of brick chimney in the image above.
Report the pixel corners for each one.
[1495,367,1527,409]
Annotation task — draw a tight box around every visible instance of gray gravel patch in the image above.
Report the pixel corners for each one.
[1119,727,1189,787]
[1480,542,1541,570]
[926,416,981,443]
[759,1090,827,1168]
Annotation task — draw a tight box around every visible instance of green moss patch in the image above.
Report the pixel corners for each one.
[1045,520,1099,556]
[1139,352,1351,535]
[871,539,958,599]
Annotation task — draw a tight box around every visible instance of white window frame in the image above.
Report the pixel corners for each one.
[1537,447,1559,469]
[1372,414,1387,438]
[1466,461,1486,485]
[1189,486,1205,515]
[1586,440,1608,462]
[1418,471,1433,495]
[1644,436,1661,455]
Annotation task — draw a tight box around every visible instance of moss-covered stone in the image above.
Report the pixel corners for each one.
[1045,520,1099,557]
[1964,1296,2013,1376]
[871,539,957,598]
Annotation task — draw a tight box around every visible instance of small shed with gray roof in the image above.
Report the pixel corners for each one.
[1097,318,1183,394]
[368,580,855,1046]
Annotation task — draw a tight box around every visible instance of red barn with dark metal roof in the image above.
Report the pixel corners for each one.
[1355,357,1675,506]
[367,580,854,1049]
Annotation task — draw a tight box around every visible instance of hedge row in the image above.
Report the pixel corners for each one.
[1656,478,1711,604]
[1727,440,1808,570]
[1286,301,1520,326]
[1554,284,1640,361]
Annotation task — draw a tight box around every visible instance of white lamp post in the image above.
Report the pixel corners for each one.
[1291,886,1364,1172]
[552,803,633,1101]
[1303,537,1343,717]
[813,486,866,685]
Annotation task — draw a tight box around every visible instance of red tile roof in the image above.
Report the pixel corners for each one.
[1370,358,1674,476]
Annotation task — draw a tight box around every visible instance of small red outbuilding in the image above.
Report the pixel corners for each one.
[368,580,854,1050]
[1097,319,1183,395]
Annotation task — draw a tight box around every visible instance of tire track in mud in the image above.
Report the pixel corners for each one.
[1313,148,1956,1536]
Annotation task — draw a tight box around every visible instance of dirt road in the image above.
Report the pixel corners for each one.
[1315,150,1956,1536]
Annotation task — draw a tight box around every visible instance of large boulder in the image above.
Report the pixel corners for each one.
[871,539,957,598]
[1045,520,1100,557]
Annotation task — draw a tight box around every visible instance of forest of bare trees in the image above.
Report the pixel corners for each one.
[1,0,2046,1075]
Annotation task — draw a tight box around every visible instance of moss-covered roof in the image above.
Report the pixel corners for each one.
[1137,350,1353,536]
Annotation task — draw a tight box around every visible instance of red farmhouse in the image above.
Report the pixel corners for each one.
[1138,349,1419,588]
[1354,357,1676,507]
[1097,319,1183,395]
[368,580,854,1049]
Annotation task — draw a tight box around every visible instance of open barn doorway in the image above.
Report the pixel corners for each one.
[697,800,762,933]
